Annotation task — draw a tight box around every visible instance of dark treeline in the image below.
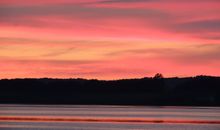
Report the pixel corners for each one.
[0,75,220,106]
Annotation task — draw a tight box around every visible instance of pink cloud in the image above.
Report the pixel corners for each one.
[0,0,219,79]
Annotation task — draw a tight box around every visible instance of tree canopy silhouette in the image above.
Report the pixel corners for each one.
[153,73,164,79]
[0,75,219,106]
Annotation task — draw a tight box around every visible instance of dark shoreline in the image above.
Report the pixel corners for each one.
[0,76,220,106]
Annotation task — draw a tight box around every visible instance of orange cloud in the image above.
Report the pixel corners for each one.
[0,0,219,79]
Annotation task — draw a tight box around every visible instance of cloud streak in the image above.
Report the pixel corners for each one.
[0,0,220,79]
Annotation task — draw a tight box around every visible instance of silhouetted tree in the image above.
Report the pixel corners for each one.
[0,75,219,106]
[153,73,164,79]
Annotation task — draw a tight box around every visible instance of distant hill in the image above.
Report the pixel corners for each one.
[0,76,219,106]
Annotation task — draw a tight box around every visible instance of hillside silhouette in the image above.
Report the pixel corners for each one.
[0,75,219,106]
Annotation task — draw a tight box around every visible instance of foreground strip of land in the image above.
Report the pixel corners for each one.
[0,116,219,124]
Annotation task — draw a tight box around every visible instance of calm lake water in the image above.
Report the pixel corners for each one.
[0,104,220,130]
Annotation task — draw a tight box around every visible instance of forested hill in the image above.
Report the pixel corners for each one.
[0,76,219,106]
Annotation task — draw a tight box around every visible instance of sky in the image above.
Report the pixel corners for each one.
[0,0,220,80]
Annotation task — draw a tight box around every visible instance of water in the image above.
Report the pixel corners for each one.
[0,104,220,130]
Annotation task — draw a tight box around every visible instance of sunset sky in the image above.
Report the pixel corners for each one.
[0,0,220,79]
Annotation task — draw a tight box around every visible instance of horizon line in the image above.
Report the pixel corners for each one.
[1,75,219,81]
